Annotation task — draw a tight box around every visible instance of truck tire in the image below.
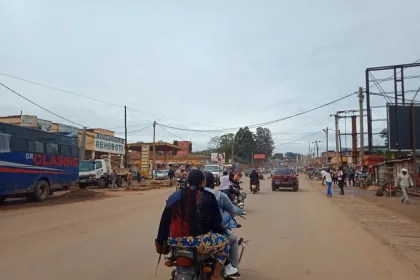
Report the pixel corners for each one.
[33,180,50,202]
[97,179,107,189]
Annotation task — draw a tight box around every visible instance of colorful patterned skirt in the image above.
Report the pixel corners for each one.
[168,232,230,264]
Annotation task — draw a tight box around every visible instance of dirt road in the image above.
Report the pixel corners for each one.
[1,177,419,280]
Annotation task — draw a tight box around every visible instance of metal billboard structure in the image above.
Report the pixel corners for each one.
[365,62,420,152]
[387,104,420,151]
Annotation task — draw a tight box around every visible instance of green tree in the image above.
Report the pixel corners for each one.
[208,136,221,150]
[379,128,388,146]
[234,127,256,163]
[254,127,275,158]
[219,133,236,162]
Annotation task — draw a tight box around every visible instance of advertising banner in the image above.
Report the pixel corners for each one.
[254,154,266,159]
[94,133,125,154]
[37,119,53,132]
[58,123,79,134]
[21,115,37,127]
[211,153,225,164]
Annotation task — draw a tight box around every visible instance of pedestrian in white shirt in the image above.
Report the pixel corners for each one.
[395,168,413,203]
[324,169,333,197]
[321,170,326,186]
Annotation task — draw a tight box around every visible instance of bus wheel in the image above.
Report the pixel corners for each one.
[79,183,87,189]
[34,180,50,202]
[0,196,5,205]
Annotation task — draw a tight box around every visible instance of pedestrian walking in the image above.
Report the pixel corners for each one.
[348,169,355,187]
[395,168,413,204]
[324,169,333,197]
[137,171,142,184]
[168,167,175,186]
[110,170,117,188]
[337,166,345,195]
[321,169,326,186]
[127,170,133,186]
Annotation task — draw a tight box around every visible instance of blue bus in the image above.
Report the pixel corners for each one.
[0,122,79,203]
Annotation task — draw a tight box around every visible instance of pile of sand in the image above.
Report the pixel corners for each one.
[61,189,104,200]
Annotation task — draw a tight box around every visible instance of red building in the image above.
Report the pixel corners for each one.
[176,141,192,156]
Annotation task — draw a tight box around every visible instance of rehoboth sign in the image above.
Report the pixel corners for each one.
[94,133,125,154]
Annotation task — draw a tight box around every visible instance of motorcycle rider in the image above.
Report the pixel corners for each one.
[249,169,260,191]
[155,169,230,280]
[204,171,244,279]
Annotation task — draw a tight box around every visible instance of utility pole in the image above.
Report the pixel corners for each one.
[323,127,329,164]
[124,105,128,168]
[152,121,156,179]
[334,114,340,166]
[312,140,321,158]
[358,87,365,165]
[231,141,235,164]
[79,126,87,161]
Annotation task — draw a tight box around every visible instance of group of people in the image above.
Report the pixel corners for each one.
[321,167,346,196]
[155,169,245,280]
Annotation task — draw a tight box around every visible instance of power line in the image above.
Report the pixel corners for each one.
[158,125,209,150]
[104,123,151,130]
[0,72,222,128]
[276,131,322,146]
[159,92,357,133]
[114,124,152,135]
[0,82,84,127]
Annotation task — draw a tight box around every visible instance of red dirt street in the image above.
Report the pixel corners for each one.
[1,178,419,280]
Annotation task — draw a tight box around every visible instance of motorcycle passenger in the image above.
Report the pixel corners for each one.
[220,170,240,201]
[249,169,260,191]
[204,171,244,279]
[219,170,230,190]
[234,171,242,182]
[155,169,230,280]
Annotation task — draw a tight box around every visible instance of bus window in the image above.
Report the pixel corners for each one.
[60,144,72,156]
[10,136,27,151]
[0,133,11,152]
[71,146,78,157]
[46,142,58,154]
[28,140,44,153]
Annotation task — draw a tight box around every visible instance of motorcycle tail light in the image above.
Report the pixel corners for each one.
[176,257,193,267]
[164,260,173,267]
[202,266,212,273]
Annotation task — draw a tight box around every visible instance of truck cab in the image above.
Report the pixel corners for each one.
[203,164,223,186]
[79,159,129,189]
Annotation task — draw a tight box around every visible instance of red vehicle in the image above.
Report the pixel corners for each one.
[271,168,299,192]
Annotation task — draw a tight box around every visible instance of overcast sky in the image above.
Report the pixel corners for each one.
[1,0,419,154]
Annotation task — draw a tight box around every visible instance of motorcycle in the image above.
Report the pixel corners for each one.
[222,182,246,209]
[165,214,248,280]
[250,179,259,194]
[166,237,248,280]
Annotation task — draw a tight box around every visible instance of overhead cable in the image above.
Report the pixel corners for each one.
[0,82,84,127]
[158,92,357,133]
[276,131,322,146]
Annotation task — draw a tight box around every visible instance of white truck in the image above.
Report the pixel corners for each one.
[203,164,223,186]
[78,158,130,189]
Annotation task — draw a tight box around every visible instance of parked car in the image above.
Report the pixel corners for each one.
[271,168,299,192]
[155,169,169,180]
